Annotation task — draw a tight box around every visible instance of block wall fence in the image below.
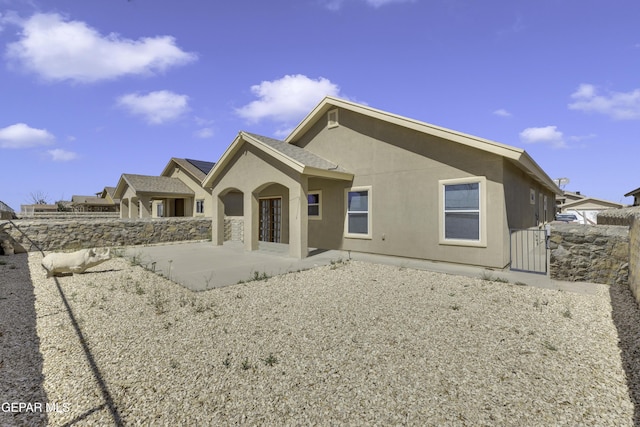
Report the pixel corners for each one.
[0,218,213,252]
[2,212,640,304]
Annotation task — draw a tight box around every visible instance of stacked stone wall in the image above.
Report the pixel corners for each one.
[549,223,629,285]
[0,217,212,252]
[224,216,244,242]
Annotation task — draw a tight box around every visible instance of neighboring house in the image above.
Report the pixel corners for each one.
[100,187,121,213]
[114,158,214,219]
[203,96,561,269]
[71,195,118,213]
[555,190,585,212]
[159,158,215,217]
[20,202,72,216]
[625,187,640,206]
[0,200,16,220]
[560,197,623,225]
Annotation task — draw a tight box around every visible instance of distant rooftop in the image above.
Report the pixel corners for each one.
[0,200,15,212]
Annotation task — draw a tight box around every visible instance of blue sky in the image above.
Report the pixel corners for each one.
[1,0,639,210]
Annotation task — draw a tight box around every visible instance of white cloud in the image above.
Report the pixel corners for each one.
[0,123,54,148]
[194,128,214,139]
[321,0,414,10]
[519,126,566,149]
[5,13,197,83]
[493,108,512,117]
[117,90,190,124]
[569,83,640,120]
[236,74,343,124]
[47,148,78,162]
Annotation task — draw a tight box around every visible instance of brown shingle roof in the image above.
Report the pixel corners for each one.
[121,174,195,196]
[244,132,347,172]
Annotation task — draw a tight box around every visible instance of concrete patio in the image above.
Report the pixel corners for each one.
[121,241,600,294]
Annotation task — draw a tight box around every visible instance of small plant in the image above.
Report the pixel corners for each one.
[494,277,509,283]
[203,272,215,289]
[542,340,557,351]
[562,307,572,319]
[223,357,231,368]
[0,260,7,266]
[263,353,278,367]
[451,304,461,311]
[150,289,168,315]
[241,358,252,371]
[134,281,145,295]
[170,359,179,369]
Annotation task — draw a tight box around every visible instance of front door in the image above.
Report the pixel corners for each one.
[175,199,185,217]
[259,198,281,243]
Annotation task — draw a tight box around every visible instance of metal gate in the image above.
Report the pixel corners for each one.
[510,228,548,274]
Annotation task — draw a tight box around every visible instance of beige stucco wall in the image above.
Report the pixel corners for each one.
[295,108,553,268]
[165,165,212,217]
[210,143,309,258]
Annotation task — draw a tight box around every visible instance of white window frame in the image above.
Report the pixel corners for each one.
[344,186,372,239]
[307,190,322,220]
[328,109,339,129]
[439,176,487,248]
[196,199,205,214]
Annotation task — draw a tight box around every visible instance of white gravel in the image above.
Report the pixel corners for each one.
[2,252,639,425]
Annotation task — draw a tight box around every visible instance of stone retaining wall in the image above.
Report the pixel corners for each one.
[598,207,640,301]
[224,216,244,242]
[0,217,212,252]
[549,223,629,286]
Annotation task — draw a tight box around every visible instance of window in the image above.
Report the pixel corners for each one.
[307,191,322,220]
[196,199,205,214]
[439,177,486,247]
[345,186,372,239]
[328,109,339,128]
[157,203,164,218]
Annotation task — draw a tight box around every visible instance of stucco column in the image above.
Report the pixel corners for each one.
[289,177,309,259]
[244,191,259,251]
[130,197,139,218]
[138,196,152,218]
[120,200,129,219]
[213,192,224,246]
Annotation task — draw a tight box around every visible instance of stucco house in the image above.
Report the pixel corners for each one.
[203,97,561,269]
[114,158,214,219]
[625,187,640,206]
[71,195,118,213]
[560,196,623,225]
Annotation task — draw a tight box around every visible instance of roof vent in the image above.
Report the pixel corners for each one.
[327,109,339,128]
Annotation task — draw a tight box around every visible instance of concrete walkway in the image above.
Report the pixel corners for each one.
[122,241,601,294]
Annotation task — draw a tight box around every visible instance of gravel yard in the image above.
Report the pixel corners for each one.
[2,251,640,426]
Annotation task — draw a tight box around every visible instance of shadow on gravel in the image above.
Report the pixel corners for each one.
[0,253,48,427]
[51,275,124,426]
[609,283,640,426]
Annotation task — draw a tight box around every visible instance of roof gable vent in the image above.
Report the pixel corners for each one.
[327,109,339,128]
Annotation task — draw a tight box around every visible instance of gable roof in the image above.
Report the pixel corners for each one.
[202,131,354,188]
[72,195,115,206]
[562,197,623,210]
[625,187,640,197]
[161,157,215,182]
[114,174,195,199]
[285,96,562,196]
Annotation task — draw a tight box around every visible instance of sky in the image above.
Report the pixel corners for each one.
[1,0,639,211]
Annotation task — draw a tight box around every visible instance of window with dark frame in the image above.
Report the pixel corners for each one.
[307,193,320,218]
